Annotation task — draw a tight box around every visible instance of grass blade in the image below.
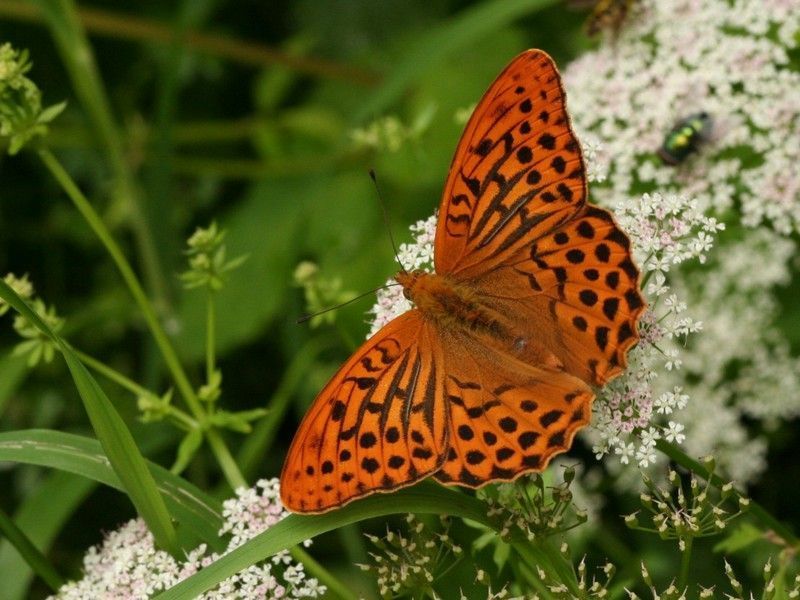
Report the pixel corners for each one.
[0,278,179,555]
[0,429,224,551]
[32,0,169,304]
[0,504,64,592]
[154,480,492,599]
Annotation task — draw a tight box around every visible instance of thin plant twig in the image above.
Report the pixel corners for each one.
[0,0,380,85]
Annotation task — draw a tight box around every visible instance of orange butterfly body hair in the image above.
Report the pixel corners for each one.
[396,270,565,371]
[396,271,498,337]
[280,49,646,514]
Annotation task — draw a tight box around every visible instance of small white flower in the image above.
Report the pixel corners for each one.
[665,421,686,444]
[636,442,657,468]
[615,443,636,465]
[664,349,682,371]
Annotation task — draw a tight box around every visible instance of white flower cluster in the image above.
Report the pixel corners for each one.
[51,479,325,600]
[564,0,800,481]
[588,191,720,467]
[565,0,800,234]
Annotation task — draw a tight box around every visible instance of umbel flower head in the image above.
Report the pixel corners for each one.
[358,514,462,599]
[51,479,325,599]
[565,0,800,235]
[563,0,800,482]
[0,43,64,155]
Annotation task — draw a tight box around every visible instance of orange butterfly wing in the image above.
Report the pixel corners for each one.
[280,311,448,513]
[436,49,644,386]
[433,329,593,486]
[428,49,644,487]
[436,50,586,278]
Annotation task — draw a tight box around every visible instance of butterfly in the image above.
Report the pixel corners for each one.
[280,49,645,513]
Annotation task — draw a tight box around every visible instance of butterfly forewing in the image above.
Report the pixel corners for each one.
[435,50,587,278]
[280,311,448,513]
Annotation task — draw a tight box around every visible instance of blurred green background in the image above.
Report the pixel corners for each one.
[0,0,795,597]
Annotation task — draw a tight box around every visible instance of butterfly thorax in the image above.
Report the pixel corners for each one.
[396,270,506,338]
[396,270,567,371]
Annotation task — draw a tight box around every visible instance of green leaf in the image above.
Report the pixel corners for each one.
[0,277,180,555]
[354,0,560,122]
[0,502,64,592]
[38,100,67,124]
[0,353,29,418]
[171,429,204,475]
[0,429,224,552]
[713,521,765,554]
[0,472,93,600]
[155,481,493,599]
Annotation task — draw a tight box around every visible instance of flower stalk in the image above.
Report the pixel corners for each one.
[37,147,246,490]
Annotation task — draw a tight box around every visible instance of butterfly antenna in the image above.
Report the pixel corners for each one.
[369,169,407,274]
[297,282,401,324]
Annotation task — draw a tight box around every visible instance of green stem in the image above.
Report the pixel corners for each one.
[206,291,215,384]
[290,546,356,600]
[237,338,330,479]
[512,556,554,598]
[678,535,693,589]
[38,149,199,413]
[0,505,64,592]
[513,538,579,596]
[74,349,198,431]
[1,0,379,84]
[205,429,246,489]
[655,440,799,547]
[72,348,151,398]
[34,0,169,309]
[166,407,198,431]
[540,538,580,595]
[38,148,246,490]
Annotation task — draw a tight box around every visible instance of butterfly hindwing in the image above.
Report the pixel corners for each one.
[280,311,449,513]
[435,49,587,278]
[435,331,594,486]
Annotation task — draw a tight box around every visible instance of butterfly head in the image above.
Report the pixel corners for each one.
[395,269,426,302]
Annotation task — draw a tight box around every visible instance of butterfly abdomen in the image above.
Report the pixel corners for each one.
[397,270,506,338]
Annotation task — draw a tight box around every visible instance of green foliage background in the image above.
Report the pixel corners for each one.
[0,0,797,598]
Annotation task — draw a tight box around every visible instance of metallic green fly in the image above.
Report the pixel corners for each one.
[658,112,713,165]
